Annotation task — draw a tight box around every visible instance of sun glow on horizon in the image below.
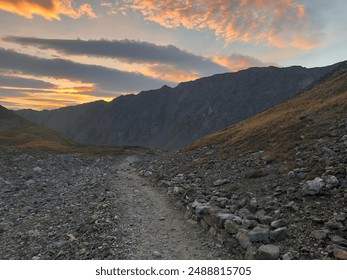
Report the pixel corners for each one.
[0,73,116,110]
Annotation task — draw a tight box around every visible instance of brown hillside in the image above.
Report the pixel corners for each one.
[187,63,347,171]
[0,105,145,155]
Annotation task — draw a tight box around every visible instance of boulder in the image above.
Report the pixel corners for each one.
[236,229,252,249]
[270,227,288,241]
[248,227,270,242]
[215,213,235,228]
[255,245,280,260]
[224,219,240,235]
[326,175,339,187]
[195,203,211,217]
[305,177,325,195]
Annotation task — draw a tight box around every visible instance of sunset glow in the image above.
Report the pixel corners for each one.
[0,0,95,20]
[0,0,346,110]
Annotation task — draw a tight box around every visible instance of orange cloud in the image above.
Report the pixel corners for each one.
[0,73,114,110]
[0,94,109,110]
[141,64,199,83]
[0,87,114,110]
[213,54,276,72]
[122,0,318,49]
[0,85,95,93]
[0,0,96,20]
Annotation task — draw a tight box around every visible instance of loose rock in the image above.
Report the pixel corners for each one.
[310,229,329,240]
[152,251,162,258]
[213,179,230,186]
[236,229,252,249]
[305,177,325,195]
[248,227,270,242]
[255,245,280,260]
[271,219,289,229]
[224,219,240,235]
[333,248,347,260]
[270,227,288,242]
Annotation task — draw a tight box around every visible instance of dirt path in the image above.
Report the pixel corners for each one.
[111,155,229,260]
[0,150,229,260]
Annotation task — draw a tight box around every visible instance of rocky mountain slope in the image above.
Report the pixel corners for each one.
[18,62,341,150]
[138,62,347,259]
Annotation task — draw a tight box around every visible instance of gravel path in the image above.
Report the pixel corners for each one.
[114,156,228,259]
[0,148,229,259]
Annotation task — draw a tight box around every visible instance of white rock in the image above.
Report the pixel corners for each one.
[143,170,153,177]
[195,203,211,217]
[282,251,294,260]
[215,213,235,228]
[173,186,182,194]
[152,251,161,258]
[271,219,289,229]
[27,229,40,237]
[306,177,325,195]
[33,167,43,173]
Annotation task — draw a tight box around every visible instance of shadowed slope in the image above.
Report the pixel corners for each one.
[0,105,146,155]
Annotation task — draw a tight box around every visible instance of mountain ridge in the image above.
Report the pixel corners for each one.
[17,62,343,150]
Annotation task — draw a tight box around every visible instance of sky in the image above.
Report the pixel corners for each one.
[0,0,346,110]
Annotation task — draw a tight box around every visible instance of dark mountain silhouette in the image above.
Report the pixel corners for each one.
[0,105,145,155]
[17,62,342,150]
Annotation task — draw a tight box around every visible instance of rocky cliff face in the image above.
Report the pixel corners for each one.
[18,63,340,150]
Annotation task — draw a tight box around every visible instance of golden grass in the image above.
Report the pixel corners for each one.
[185,70,347,165]
[0,125,147,156]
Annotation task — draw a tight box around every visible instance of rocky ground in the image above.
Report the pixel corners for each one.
[1,126,346,260]
[138,132,347,259]
[0,147,228,260]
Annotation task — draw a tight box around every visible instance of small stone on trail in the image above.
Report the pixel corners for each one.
[213,179,230,186]
[66,233,77,241]
[310,229,329,240]
[33,167,43,173]
[152,251,162,258]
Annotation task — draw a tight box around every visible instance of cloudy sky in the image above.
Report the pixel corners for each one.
[0,0,346,110]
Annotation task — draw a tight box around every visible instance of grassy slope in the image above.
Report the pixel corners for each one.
[186,65,347,168]
[0,106,146,156]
